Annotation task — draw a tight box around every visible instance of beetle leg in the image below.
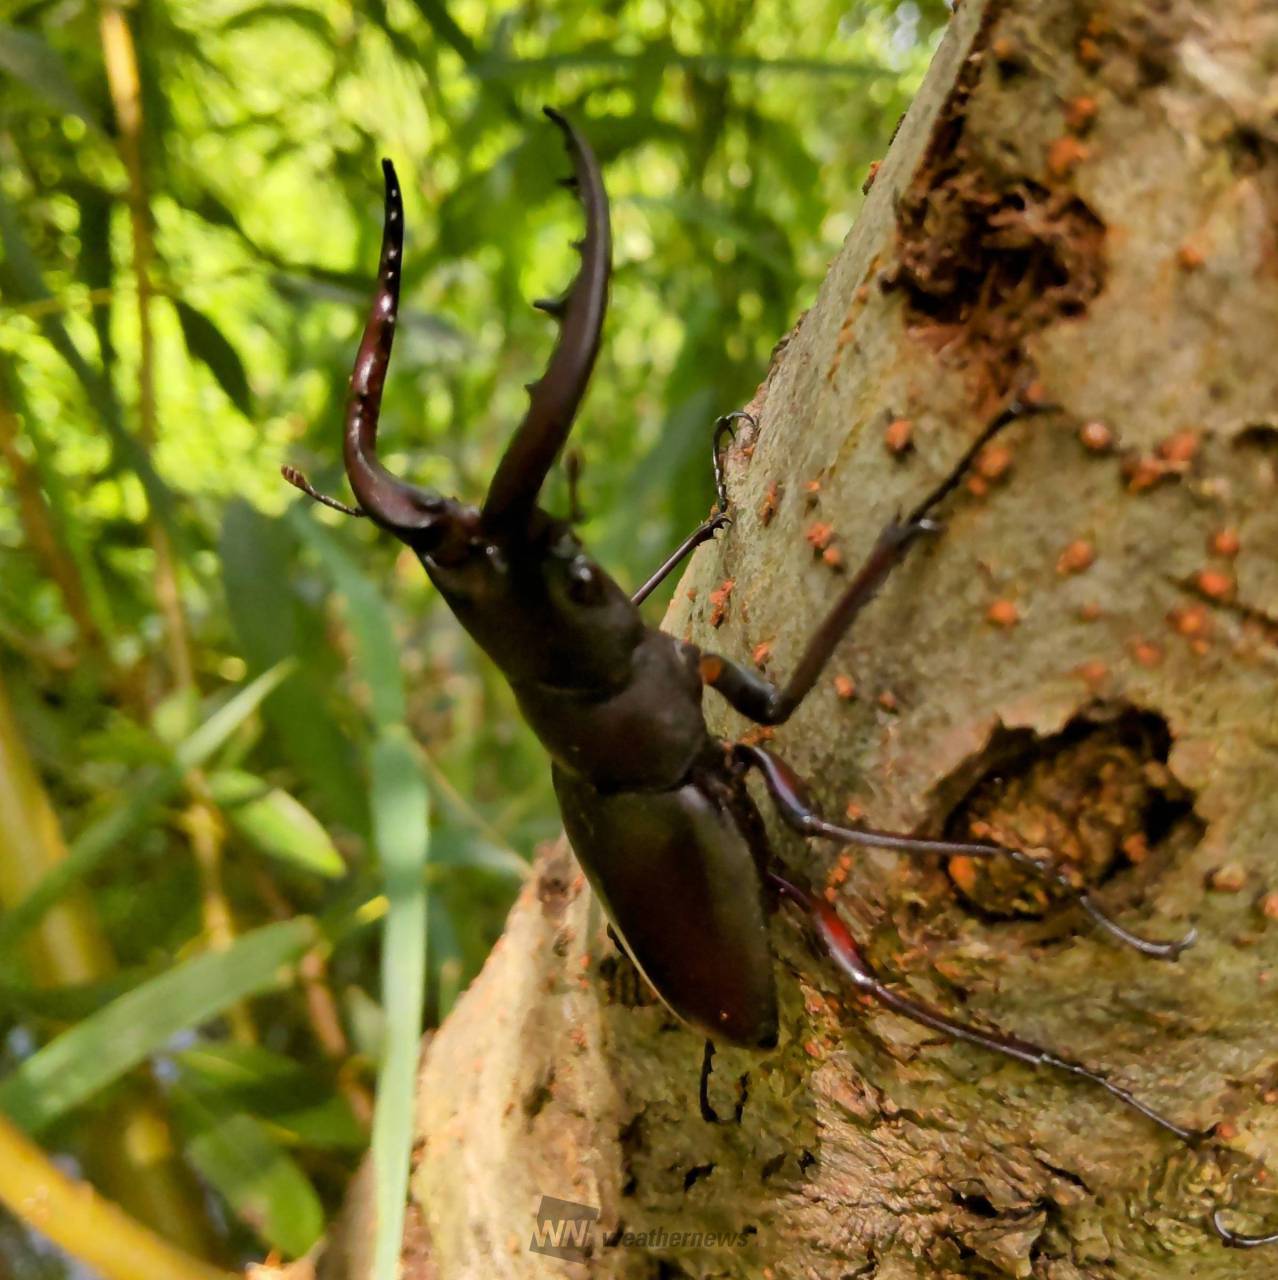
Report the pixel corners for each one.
[767,872,1205,1145]
[700,400,1056,726]
[280,465,367,517]
[631,415,747,605]
[740,743,1196,959]
[1211,1208,1278,1249]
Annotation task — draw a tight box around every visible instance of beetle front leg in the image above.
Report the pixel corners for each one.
[700,399,1055,725]
[740,743,1196,959]
[632,413,748,606]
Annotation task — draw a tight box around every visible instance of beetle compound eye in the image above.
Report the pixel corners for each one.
[567,556,603,605]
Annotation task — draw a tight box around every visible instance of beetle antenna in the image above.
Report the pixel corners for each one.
[481,109,611,534]
[281,465,367,517]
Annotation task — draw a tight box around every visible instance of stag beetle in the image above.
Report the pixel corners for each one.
[284,109,1276,1249]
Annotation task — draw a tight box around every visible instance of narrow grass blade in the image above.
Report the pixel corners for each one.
[0,661,294,955]
[369,728,429,1280]
[0,918,317,1135]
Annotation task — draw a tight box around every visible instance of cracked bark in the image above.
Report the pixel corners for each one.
[308,0,1278,1275]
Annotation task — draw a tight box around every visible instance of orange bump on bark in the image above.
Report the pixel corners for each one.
[708,579,735,628]
[1259,892,1278,922]
[834,674,857,700]
[987,599,1020,628]
[1124,454,1170,492]
[1215,1120,1239,1142]
[1079,601,1102,622]
[822,545,844,569]
[1131,639,1163,668]
[1196,568,1234,600]
[877,690,899,712]
[884,417,913,454]
[804,1040,823,1058]
[1056,539,1095,575]
[991,34,1018,61]
[1177,242,1205,270]
[751,641,772,668]
[1157,429,1199,464]
[1209,864,1247,893]
[1169,604,1209,638]
[1123,833,1149,864]
[1079,420,1114,451]
[1063,95,1098,131]
[758,481,780,526]
[966,474,990,498]
[949,855,978,895]
[862,160,882,193]
[845,801,864,822]
[685,586,698,601]
[976,442,1013,480]
[1078,35,1102,66]
[1210,527,1240,558]
[1048,135,1089,177]
[806,521,835,551]
[804,478,822,495]
[1076,658,1108,687]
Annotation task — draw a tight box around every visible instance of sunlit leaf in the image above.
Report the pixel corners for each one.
[0,662,295,956]
[0,918,318,1135]
[208,769,346,878]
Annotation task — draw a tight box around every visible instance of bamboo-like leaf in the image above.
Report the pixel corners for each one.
[369,728,430,1280]
[207,769,346,878]
[0,918,318,1135]
[0,662,294,956]
[173,1090,324,1257]
[173,299,253,417]
[0,24,99,126]
[286,506,405,729]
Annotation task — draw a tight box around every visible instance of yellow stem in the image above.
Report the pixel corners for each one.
[0,1113,236,1280]
[98,0,248,1036]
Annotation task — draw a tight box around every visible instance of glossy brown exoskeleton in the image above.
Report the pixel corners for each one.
[284,109,1275,1249]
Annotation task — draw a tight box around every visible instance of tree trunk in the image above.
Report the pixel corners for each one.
[316,0,1278,1274]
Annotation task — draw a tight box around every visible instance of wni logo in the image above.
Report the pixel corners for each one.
[528,1195,600,1262]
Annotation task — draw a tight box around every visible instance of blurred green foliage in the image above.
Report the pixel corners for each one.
[0,0,943,1270]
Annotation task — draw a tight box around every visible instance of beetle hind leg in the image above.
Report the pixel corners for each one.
[768,871,1204,1146]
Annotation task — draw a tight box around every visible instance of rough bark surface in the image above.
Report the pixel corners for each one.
[314,1,1278,1275]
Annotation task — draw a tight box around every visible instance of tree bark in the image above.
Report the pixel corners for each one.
[316,0,1278,1274]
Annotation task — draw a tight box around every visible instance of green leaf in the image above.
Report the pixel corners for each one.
[208,769,345,878]
[286,507,405,729]
[221,500,366,832]
[0,918,318,1135]
[173,298,253,417]
[174,1091,324,1257]
[0,24,99,126]
[369,728,429,1280]
[175,1043,365,1150]
[0,662,295,957]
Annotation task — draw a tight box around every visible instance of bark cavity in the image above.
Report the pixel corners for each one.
[885,10,1106,395]
[937,708,1202,921]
